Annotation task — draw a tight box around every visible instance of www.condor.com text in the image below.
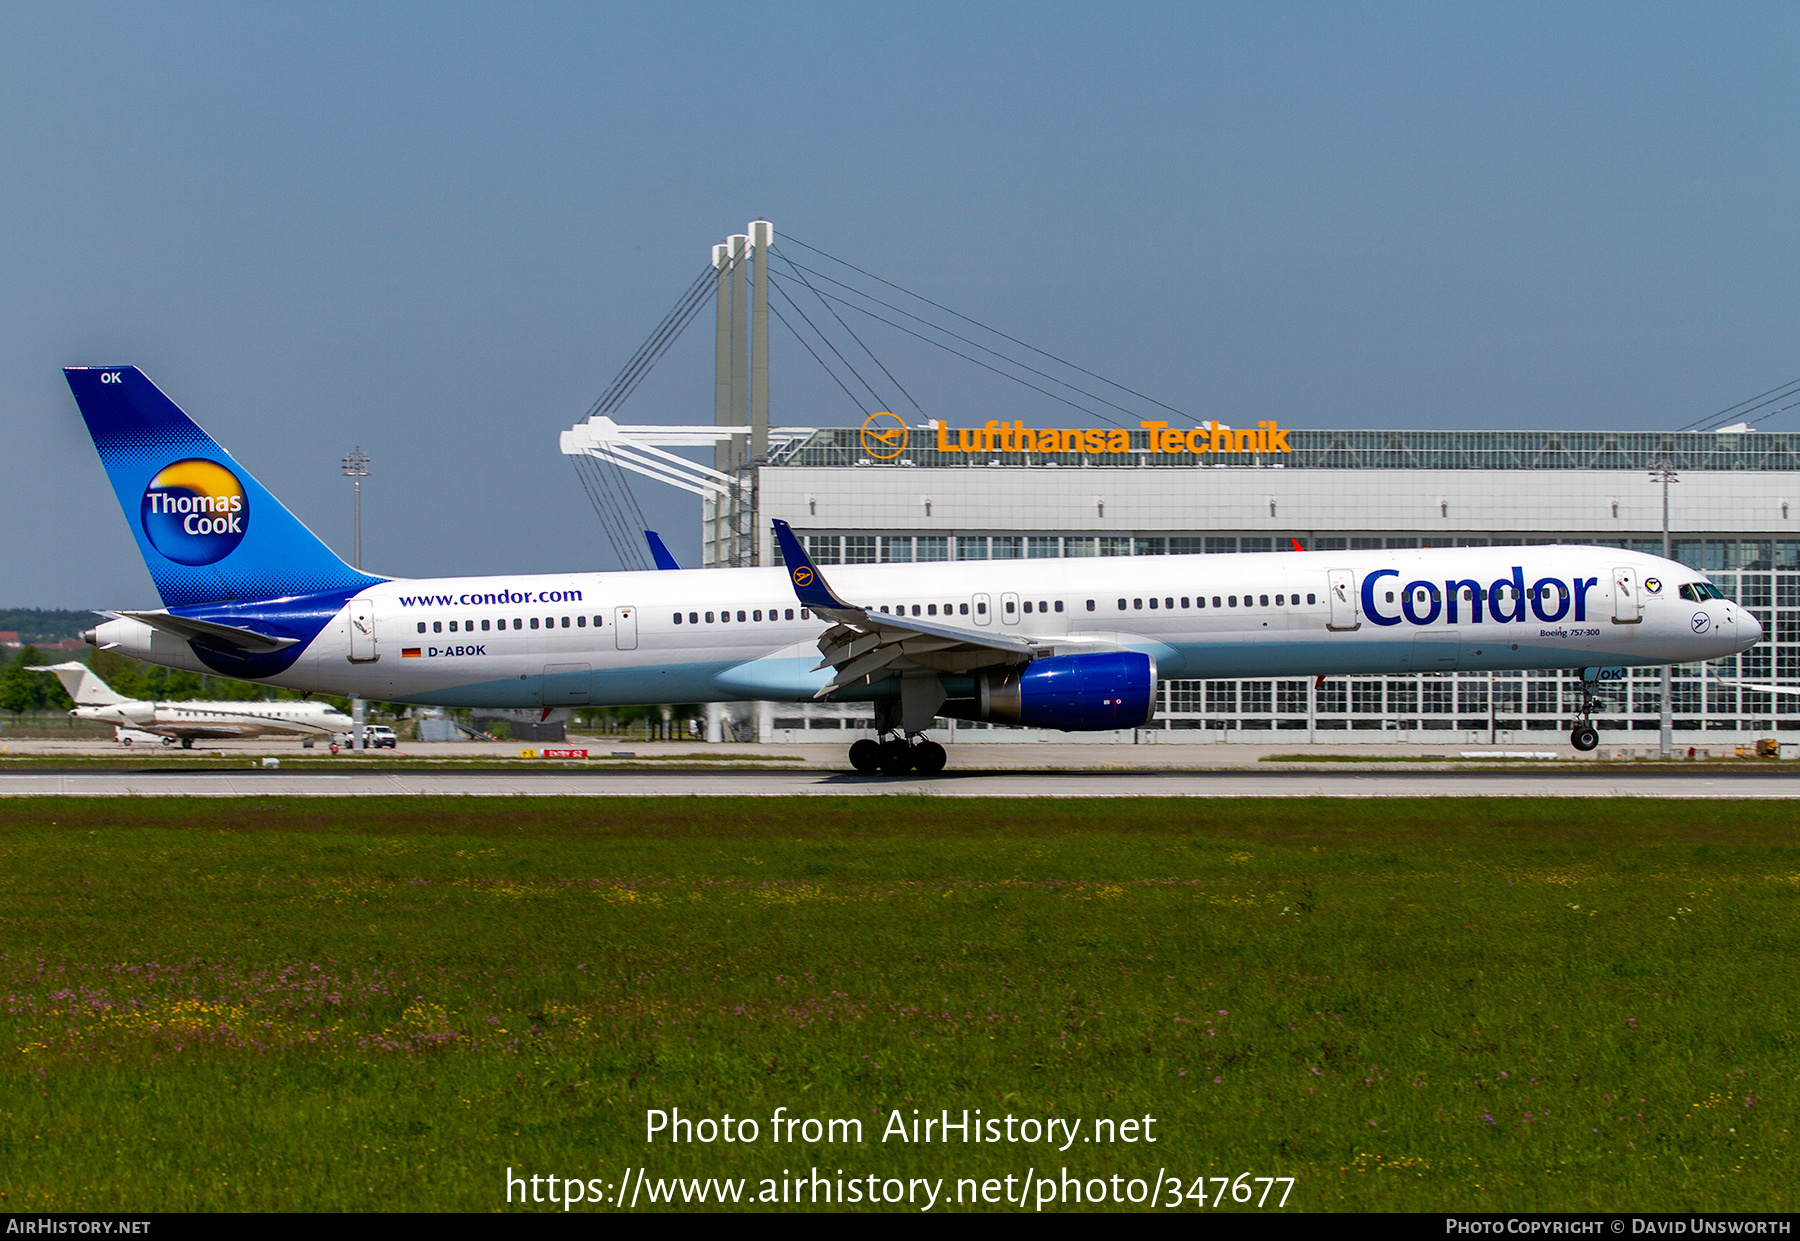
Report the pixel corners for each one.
[506,1166,1295,1211]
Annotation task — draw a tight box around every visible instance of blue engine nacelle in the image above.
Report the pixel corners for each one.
[976,651,1158,731]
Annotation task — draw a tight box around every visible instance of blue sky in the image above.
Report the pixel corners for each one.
[3,3,1796,605]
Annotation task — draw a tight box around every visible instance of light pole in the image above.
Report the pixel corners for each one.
[341,446,370,751]
[341,446,370,570]
[1651,456,1679,758]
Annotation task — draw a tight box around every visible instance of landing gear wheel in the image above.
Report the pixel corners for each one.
[849,738,881,773]
[1571,724,1599,752]
[180,738,193,750]
[913,740,947,775]
[877,739,914,775]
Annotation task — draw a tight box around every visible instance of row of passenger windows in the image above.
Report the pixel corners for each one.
[674,609,811,624]
[1114,593,1318,610]
[416,616,595,634]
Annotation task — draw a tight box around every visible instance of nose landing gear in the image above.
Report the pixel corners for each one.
[1570,675,1605,752]
[849,733,947,775]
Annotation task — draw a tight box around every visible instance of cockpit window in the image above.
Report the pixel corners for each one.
[1680,582,1725,602]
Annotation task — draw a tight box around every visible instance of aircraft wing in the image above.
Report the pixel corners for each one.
[1715,679,1800,695]
[771,518,1037,696]
[114,610,299,654]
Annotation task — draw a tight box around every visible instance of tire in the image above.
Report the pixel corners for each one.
[1571,724,1599,752]
[913,740,947,775]
[848,739,881,773]
[180,738,193,750]
[876,740,914,775]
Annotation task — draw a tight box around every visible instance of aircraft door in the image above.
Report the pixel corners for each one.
[542,663,591,705]
[614,606,638,650]
[1612,567,1641,624]
[348,598,378,662]
[1000,592,1021,630]
[1410,629,1460,672]
[1326,570,1359,631]
[973,593,992,626]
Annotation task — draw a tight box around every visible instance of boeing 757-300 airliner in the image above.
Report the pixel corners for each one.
[65,367,1761,773]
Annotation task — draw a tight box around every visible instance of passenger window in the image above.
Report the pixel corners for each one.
[561,616,570,628]
[530,618,539,629]
[912,605,921,617]
[1118,599,1127,610]
[1004,600,1015,614]
[1229,596,1238,607]
[433,621,443,633]
[481,619,491,631]
[1275,595,1283,606]
[673,613,683,624]
[1181,597,1190,608]
[962,603,971,614]
[448,621,457,632]
[1197,597,1206,608]
[594,616,603,626]
[800,609,810,619]
[928,604,938,616]
[880,606,890,613]
[1260,595,1268,606]
[1148,598,1157,609]
[1054,600,1064,612]
[1213,596,1221,608]
[690,613,700,624]
[1024,601,1033,614]
[975,601,986,614]
[578,615,586,627]
[1386,591,1395,603]
[754,610,763,622]
[1307,594,1316,605]
[416,622,426,634]
[1165,597,1173,609]
[466,619,474,630]
[1133,599,1143,610]
[705,612,715,623]
[785,608,795,620]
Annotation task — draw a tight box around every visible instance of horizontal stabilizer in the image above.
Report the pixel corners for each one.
[118,610,299,653]
[26,661,129,706]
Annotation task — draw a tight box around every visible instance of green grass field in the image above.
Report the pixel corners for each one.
[0,796,1793,1212]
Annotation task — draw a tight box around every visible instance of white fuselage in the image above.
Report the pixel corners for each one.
[72,699,352,741]
[89,546,1760,710]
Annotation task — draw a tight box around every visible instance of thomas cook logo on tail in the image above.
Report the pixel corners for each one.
[140,459,249,565]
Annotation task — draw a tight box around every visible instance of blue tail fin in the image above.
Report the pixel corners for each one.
[64,366,386,608]
[644,530,682,571]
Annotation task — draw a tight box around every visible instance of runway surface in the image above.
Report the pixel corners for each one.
[4,765,1799,797]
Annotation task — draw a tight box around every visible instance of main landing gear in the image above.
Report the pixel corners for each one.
[849,734,947,776]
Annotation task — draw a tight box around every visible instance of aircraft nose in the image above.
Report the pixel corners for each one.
[1745,607,1765,644]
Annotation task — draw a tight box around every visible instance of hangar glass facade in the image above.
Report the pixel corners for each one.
[745,427,1799,746]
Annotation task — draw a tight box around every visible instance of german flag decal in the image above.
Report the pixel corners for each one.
[402,648,421,658]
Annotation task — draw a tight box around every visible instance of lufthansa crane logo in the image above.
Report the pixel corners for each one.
[859,412,908,461]
[792,567,815,588]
